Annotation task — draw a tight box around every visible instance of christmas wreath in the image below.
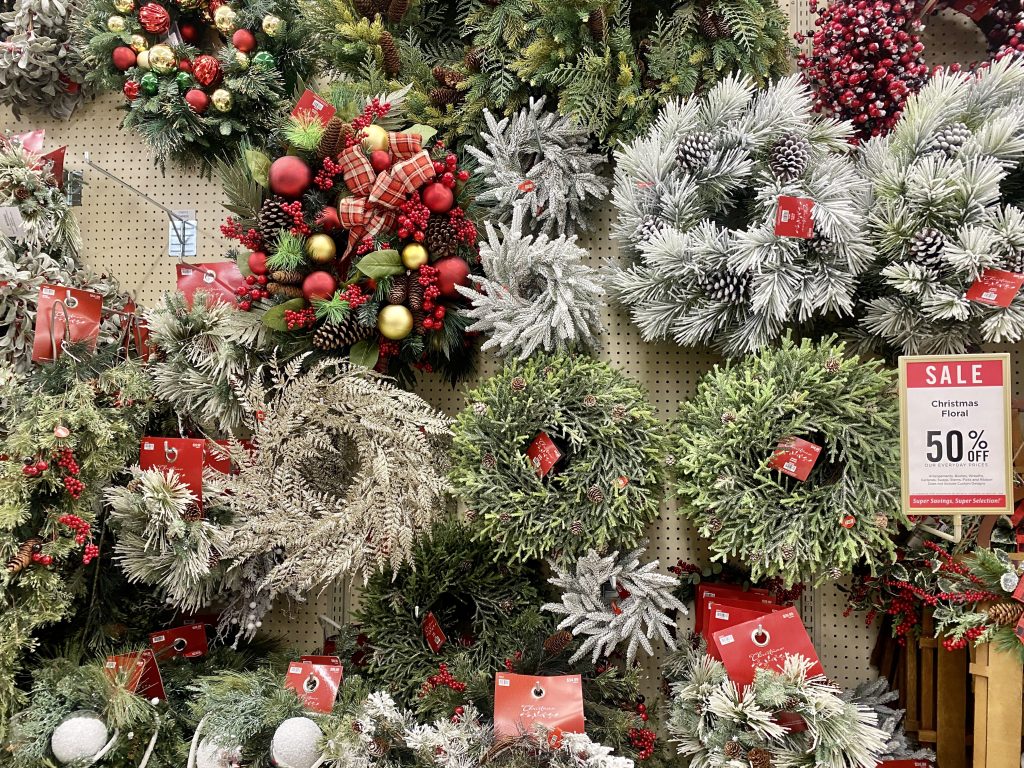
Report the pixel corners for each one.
[0,0,88,118]
[355,518,545,704]
[607,74,871,357]
[219,88,482,384]
[799,0,1024,142]
[299,0,793,152]
[450,352,667,563]
[76,0,316,170]
[670,336,904,587]
[858,59,1024,355]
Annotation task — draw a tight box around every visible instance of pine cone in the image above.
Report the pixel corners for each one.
[633,215,663,245]
[408,278,424,311]
[570,519,584,536]
[714,12,731,37]
[587,7,606,40]
[699,9,723,39]
[379,31,400,77]
[432,65,462,88]
[586,485,605,503]
[697,269,750,304]
[747,748,773,768]
[907,228,946,271]
[267,283,304,299]
[430,87,458,107]
[498,511,511,524]
[721,411,736,424]
[780,544,795,561]
[6,537,41,574]
[583,394,598,407]
[258,196,292,243]
[1003,250,1024,274]
[723,740,742,759]
[611,404,627,421]
[270,270,304,285]
[768,134,810,182]
[986,601,1024,626]
[482,452,497,469]
[875,513,889,529]
[182,503,202,522]
[676,132,714,171]
[926,122,972,158]
[544,630,574,655]
[472,401,487,416]
[464,47,482,72]
[706,517,723,533]
[313,316,372,351]
[388,273,409,305]
[510,376,527,391]
[827,566,843,581]
[317,116,344,160]
[386,0,409,22]
[824,357,841,373]
[353,0,377,17]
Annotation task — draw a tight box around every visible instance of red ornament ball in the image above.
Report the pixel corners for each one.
[433,256,470,299]
[232,29,257,53]
[422,182,454,214]
[315,205,341,233]
[112,46,137,71]
[123,80,140,100]
[179,20,201,43]
[247,251,268,275]
[192,54,222,87]
[302,271,338,301]
[178,58,192,73]
[184,88,210,113]
[269,155,313,198]
[369,150,392,173]
[138,2,171,34]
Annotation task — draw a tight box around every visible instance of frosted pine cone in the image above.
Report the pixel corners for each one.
[611,404,627,421]
[510,376,527,391]
[570,519,584,536]
[721,411,736,424]
[768,134,810,181]
[824,356,841,373]
[706,517,723,534]
[874,513,889,529]
[698,269,750,304]
[583,394,598,407]
[499,511,511,524]
[633,215,663,245]
[472,401,487,416]
[723,740,742,759]
[482,452,497,469]
[780,544,795,561]
[925,122,972,158]
[586,485,605,503]
[907,228,946,271]
[1003,250,1024,274]
[827,566,843,581]
[676,132,714,171]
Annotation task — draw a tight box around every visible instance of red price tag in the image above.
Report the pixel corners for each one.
[149,623,209,659]
[292,89,337,126]
[695,583,774,634]
[284,660,343,713]
[954,0,994,20]
[493,672,584,741]
[422,611,447,653]
[176,262,245,307]
[769,437,822,481]
[705,601,782,658]
[105,649,166,701]
[32,285,103,362]
[774,196,815,239]
[876,762,935,768]
[140,438,206,512]
[966,268,1024,308]
[712,608,822,687]
[526,432,564,478]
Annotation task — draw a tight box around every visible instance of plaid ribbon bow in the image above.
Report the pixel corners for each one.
[337,132,433,253]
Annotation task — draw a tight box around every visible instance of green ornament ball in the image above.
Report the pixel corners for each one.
[140,72,159,95]
[251,51,275,68]
[175,71,193,89]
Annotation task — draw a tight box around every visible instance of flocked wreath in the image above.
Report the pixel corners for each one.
[77,0,316,169]
[451,352,667,563]
[670,336,905,587]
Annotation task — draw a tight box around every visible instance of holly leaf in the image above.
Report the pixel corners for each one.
[406,124,438,144]
[349,338,380,369]
[236,250,252,277]
[245,149,271,187]
[260,298,306,331]
[355,249,404,279]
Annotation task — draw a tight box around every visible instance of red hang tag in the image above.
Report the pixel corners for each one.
[149,623,209,660]
[876,762,936,768]
[526,432,564,478]
[954,0,995,20]
[695,583,775,634]
[493,672,585,741]
[774,196,815,239]
[292,89,337,126]
[140,438,206,512]
[966,268,1024,308]
[105,649,166,701]
[176,262,245,307]
[704,600,783,655]
[769,437,822,481]
[701,595,779,643]
[301,655,342,666]
[32,285,103,362]
[284,660,343,713]
[422,611,448,653]
[12,129,45,154]
[40,146,66,187]
[121,300,152,361]
[712,608,823,687]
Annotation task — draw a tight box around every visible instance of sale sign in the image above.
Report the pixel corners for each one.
[899,354,1013,514]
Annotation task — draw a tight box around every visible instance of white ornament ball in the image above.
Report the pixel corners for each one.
[196,737,242,768]
[270,717,322,768]
[51,712,108,764]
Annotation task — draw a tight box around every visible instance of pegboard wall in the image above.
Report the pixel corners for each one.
[0,0,1013,693]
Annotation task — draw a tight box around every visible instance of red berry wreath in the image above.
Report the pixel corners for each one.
[220,90,480,384]
[798,0,1024,141]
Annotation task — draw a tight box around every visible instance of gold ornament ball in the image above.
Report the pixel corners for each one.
[377,304,414,340]
[214,6,237,33]
[136,49,151,70]
[235,50,250,69]
[107,15,126,32]
[401,243,429,269]
[211,88,233,112]
[304,234,337,264]
[113,0,133,12]
[130,34,148,52]
[361,123,389,152]
[148,44,176,74]
[262,14,285,36]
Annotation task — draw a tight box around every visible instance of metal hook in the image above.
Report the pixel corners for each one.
[751,625,770,648]
[48,299,73,361]
[163,442,179,463]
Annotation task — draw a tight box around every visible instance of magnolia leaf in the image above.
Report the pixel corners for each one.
[261,298,306,331]
[236,250,252,277]
[349,338,380,369]
[245,149,271,187]
[406,124,438,144]
[355,249,403,278]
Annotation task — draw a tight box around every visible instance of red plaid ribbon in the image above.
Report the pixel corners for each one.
[337,135,433,250]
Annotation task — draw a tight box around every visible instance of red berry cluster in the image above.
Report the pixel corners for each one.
[31,549,53,567]
[502,649,524,672]
[943,626,985,651]
[447,207,477,246]
[628,727,656,760]
[64,476,85,499]
[82,542,99,565]
[668,559,701,577]
[315,156,343,190]
[280,200,311,236]
[398,191,431,242]
[418,663,466,697]
[54,448,79,476]
[339,283,369,308]
[418,265,446,331]
[430,153,471,188]
[378,339,400,358]
[21,457,48,477]
[59,513,91,544]
[356,235,378,255]
[344,98,392,149]
[983,6,1024,63]
[221,217,263,251]
[236,273,270,311]
[285,307,317,330]
[798,0,930,141]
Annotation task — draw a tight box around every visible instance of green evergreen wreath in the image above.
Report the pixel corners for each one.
[355,518,545,704]
[451,353,667,563]
[76,0,317,170]
[670,336,905,587]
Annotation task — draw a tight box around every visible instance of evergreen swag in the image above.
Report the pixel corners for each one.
[607,73,871,357]
[670,336,904,586]
[355,517,545,704]
[451,353,667,563]
[298,0,793,151]
[75,0,317,170]
[857,58,1024,355]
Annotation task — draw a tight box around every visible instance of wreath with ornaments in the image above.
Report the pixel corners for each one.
[798,0,1024,142]
[76,0,316,170]
[219,86,481,384]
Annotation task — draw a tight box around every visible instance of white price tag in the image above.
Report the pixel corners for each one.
[168,209,197,257]
[0,207,26,240]
[899,354,1013,515]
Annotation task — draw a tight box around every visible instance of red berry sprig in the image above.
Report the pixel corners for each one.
[339,283,369,308]
[21,457,48,477]
[285,307,317,330]
[236,273,270,311]
[628,725,656,760]
[82,542,99,565]
[344,98,392,149]
[31,551,53,567]
[54,448,79,476]
[280,200,311,236]
[221,217,264,251]
[418,663,467,698]
[398,191,431,242]
[417,265,445,331]
[314,156,343,190]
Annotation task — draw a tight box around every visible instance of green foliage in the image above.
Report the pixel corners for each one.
[450,352,667,563]
[266,231,308,271]
[283,112,328,151]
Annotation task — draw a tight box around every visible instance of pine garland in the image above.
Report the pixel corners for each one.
[670,336,904,586]
[457,208,605,359]
[451,352,666,563]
